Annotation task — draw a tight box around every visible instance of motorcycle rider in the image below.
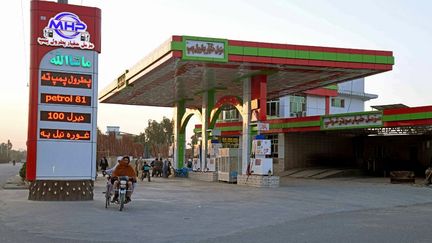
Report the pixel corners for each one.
[111,156,137,203]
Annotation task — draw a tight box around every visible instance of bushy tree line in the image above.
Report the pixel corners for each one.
[97,117,173,159]
[0,140,26,163]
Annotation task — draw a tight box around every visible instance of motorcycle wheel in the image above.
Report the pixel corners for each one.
[105,194,110,208]
[119,193,125,211]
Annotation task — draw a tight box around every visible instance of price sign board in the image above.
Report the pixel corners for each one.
[27,1,101,181]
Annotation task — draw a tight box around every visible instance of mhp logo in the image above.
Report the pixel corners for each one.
[48,12,87,39]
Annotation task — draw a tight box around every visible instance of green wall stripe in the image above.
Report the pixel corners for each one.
[383,112,432,122]
[270,120,320,129]
[171,41,183,51]
[170,40,394,65]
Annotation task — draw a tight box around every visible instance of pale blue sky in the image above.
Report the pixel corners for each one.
[1,0,431,150]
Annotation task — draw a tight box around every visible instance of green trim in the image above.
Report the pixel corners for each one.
[181,36,228,63]
[171,40,394,65]
[270,120,320,129]
[171,41,183,51]
[325,84,338,90]
[383,112,432,122]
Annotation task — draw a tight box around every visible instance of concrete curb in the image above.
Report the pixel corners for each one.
[2,175,29,190]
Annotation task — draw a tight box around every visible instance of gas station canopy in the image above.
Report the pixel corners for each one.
[99,35,394,108]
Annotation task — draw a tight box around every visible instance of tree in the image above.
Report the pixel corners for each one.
[144,117,174,158]
[0,140,26,163]
[96,128,145,159]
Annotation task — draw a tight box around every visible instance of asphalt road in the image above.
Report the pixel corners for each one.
[0,162,20,185]
[1,163,432,243]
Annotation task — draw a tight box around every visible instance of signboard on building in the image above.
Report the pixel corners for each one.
[221,137,239,145]
[321,112,383,130]
[182,36,228,62]
[257,122,269,131]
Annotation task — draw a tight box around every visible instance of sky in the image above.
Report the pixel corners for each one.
[1,0,431,150]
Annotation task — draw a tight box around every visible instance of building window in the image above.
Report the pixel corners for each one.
[331,98,345,108]
[290,96,306,117]
[218,106,240,122]
[265,134,279,158]
[266,99,280,117]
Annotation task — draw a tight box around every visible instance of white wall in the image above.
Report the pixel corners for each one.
[306,96,326,116]
[330,95,365,114]
[279,96,290,118]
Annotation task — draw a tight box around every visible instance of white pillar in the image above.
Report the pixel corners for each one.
[241,78,251,174]
[201,92,209,171]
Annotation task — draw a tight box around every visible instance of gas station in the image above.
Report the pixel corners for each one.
[26,1,432,198]
[98,35,432,186]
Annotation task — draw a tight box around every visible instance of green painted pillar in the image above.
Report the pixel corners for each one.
[174,100,186,169]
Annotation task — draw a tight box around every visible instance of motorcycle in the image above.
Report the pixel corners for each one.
[117,176,129,211]
[104,175,132,211]
[141,164,151,182]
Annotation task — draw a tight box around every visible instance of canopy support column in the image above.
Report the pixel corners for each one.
[251,74,267,121]
[200,90,215,170]
[174,100,186,169]
[241,78,251,174]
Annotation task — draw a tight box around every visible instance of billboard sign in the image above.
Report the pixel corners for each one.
[27,1,101,181]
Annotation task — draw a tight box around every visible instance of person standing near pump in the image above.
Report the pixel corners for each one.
[111,156,137,203]
[162,158,169,178]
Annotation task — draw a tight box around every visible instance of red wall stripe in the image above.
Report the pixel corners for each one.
[383,105,432,115]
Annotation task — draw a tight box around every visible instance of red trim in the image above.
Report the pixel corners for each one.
[221,131,242,136]
[172,35,182,42]
[282,126,321,133]
[214,96,242,110]
[228,39,393,56]
[172,50,182,58]
[267,115,321,124]
[383,105,432,115]
[228,55,392,71]
[195,121,243,129]
[385,119,432,127]
[304,88,338,97]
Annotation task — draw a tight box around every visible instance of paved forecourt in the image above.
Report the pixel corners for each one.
[1,169,432,242]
